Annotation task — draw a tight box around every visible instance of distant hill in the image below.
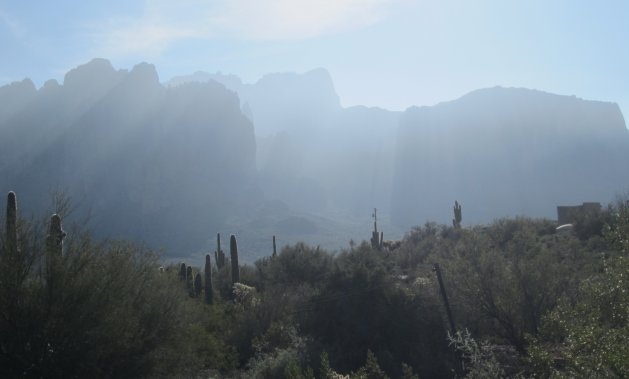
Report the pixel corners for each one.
[169,69,400,220]
[2,61,628,261]
[0,59,257,255]
[392,87,629,227]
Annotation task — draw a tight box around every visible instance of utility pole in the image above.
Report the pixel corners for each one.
[433,263,463,376]
[433,263,456,334]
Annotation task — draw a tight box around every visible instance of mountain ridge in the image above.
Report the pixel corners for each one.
[393,86,628,227]
[1,59,627,260]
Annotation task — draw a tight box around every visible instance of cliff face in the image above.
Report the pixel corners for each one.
[392,87,629,227]
[3,61,628,257]
[169,69,399,218]
[0,59,257,254]
[169,68,341,136]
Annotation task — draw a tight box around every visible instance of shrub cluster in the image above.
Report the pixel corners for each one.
[2,192,628,378]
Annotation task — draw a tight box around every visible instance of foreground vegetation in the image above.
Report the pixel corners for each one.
[1,192,627,378]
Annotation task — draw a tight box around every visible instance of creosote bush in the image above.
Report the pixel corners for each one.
[0,199,208,378]
[3,191,628,378]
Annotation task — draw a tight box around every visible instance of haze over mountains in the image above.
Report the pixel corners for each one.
[1,58,627,261]
[393,87,629,228]
[0,59,257,257]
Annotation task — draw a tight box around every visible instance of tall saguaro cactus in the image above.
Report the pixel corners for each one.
[370,208,383,250]
[230,234,240,284]
[46,214,66,257]
[204,254,213,304]
[186,266,193,296]
[179,263,186,282]
[453,201,462,229]
[193,273,202,298]
[214,233,225,269]
[45,213,66,299]
[6,191,18,255]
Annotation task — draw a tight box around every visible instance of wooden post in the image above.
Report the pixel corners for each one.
[433,263,463,375]
[433,263,456,333]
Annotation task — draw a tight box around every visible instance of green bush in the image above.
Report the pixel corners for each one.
[529,254,629,378]
[301,244,451,378]
[0,214,206,377]
[528,202,629,377]
[434,219,593,352]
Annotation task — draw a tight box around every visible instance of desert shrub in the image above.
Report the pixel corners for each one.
[301,244,451,378]
[430,219,593,352]
[244,322,314,379]
[528,202,629,378]
[254,243,333,290]
[0,212,205,377]
[529,254,629,378]
[449,329,525,379]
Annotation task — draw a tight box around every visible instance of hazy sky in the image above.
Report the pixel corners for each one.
[1,0,627,117]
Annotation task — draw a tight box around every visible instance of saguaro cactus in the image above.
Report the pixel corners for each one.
[186,266,193,295]
[453,201,462,229]
[179,263,186,282]
[46,214,66,257]
[370,208,383,250]
[193,273,202,298]
[45,214,66,292]
[5,191,18,255]
[204,254,213,304]
[230,234,240,284]
[214,233,225,269]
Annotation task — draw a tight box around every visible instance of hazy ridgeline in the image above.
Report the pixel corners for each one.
[0,59,257,257]
[393,87,629,228]
[1,58,628,260]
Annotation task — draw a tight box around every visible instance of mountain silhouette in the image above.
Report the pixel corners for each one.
[0,59,256,255]
[1,61,628,260]
[169,69,399,219]
[392,87,629,227]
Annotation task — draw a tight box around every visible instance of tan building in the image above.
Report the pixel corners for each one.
[557,202,602,225]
